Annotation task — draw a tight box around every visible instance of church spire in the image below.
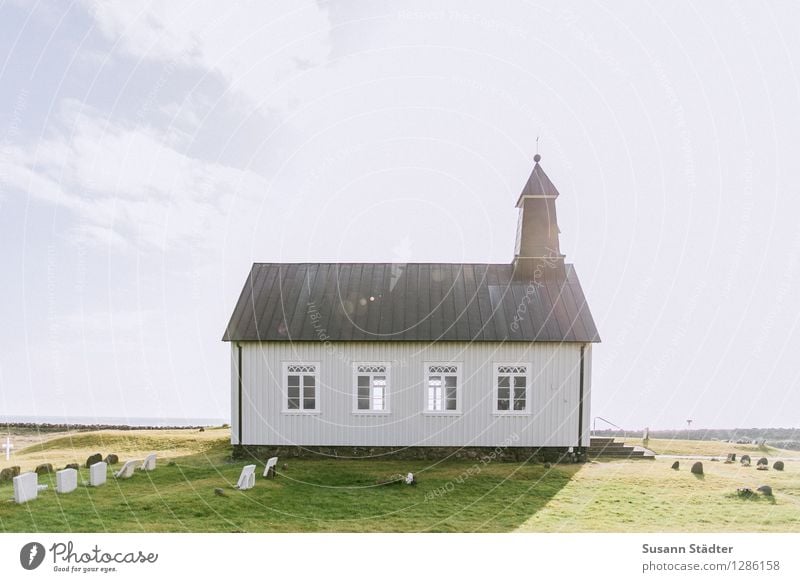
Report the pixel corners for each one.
[512,155,566,280]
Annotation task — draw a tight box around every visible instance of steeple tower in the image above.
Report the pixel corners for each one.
[512,154,567,280]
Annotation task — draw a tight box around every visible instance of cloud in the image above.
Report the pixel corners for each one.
[82,0,332,112]
[1,100,277,251]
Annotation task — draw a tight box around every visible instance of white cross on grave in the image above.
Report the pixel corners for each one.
[2,436,13,461]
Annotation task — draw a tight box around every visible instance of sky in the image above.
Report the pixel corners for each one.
[0,0,799,430]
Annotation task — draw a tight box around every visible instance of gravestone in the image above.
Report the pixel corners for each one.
[757,485,773,497]
[64,463,80,471]
[691,461,703,475]
[35,463,54,475]
[740,455,751,467]
[104,454,119,465]
[56,468,78,494]
[141,454,156,471]
[773,461,785,471]
[671,461,680,470]
[89,461,107,487]
[13,472,38,504]
[758,457,768,466]
[86,453,103,468]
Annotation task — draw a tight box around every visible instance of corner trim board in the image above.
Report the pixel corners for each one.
[237,343,243,445]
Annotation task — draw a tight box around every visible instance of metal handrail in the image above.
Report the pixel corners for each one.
[592,416,626,438]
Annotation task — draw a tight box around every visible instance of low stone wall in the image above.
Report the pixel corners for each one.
[233,445,581,463]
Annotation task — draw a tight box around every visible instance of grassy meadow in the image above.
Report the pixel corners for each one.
[1,428,798,532]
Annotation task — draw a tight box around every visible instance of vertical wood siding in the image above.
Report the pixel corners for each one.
[233,341,591,447]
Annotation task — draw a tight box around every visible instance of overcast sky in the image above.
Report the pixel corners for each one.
[1,1,799,430]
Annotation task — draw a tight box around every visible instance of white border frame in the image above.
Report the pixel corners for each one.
[352,362,392,415]
[423,362,463,415]
[281,361,322,415]
[493,363,532,415]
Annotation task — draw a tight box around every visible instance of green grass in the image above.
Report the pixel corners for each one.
[642,438,788,457]
[518,459,800,532]
[2,431,799,532]
[0,452,575,532]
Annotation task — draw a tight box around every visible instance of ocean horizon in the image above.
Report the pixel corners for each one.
[0,415,228,427]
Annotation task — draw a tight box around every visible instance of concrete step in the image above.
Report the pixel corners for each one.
[588,437,655,460]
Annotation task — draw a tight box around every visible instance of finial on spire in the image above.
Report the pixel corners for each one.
[534,136,541,162]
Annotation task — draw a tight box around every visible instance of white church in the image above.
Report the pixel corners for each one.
[222,154,599,460]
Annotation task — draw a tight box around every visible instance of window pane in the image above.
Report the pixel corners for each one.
[497,398,510,411]
[445,396,457,411]
[358,397,370,410]
[513,398,526,411]
[358,386,370,400]
[372,395,384,410]
[303,376,316,399]
[358,375,370,388]
[288,398,300,410]
[428,387,440,410]
[288,375,300,388]
[445,376,457,387]
[514,387,526,400]
[514,376,526,388]
[373,375,386,386]
[498,387,510,400]
[303,397,315,410]
[288,385,300,399]
[498,375,510,388]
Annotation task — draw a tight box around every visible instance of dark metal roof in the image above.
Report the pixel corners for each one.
[222,263,600,343]
[516,162,560,206]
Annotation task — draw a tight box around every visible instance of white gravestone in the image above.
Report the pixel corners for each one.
[2,436,13,460]
[115,460,137,479]
[235,465,256,490]
[56,468,78,494]
[89,461,107,487]
[141,454,156,471]
[13,472,38,504]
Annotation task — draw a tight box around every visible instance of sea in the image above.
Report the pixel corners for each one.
[0,415,228,427]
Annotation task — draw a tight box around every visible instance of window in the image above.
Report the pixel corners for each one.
[284,363,319,412]
[425,364,461,413]
[495,364,529,413]
[353,363,389,412]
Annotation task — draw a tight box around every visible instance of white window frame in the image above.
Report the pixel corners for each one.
[423,362,462,415]
[493,363,532,415]
[282,362,321,414]
[352,362,391,414]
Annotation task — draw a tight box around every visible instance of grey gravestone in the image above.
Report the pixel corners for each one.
[65,463,80,471]
[214,487,227,497]
[0,467,14,482]
[757,485,773,496]
[104,454,119,465]
[35,463,53,475]
[691,461,703,475]
[85,453,103,468]
[773,461,785,471]
[758,457,768,466]
[671,461,680,470]
[740,455,751,466]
